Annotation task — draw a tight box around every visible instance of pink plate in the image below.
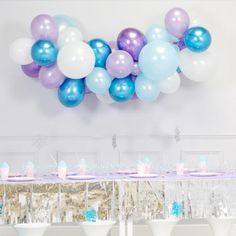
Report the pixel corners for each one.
[189,172,223,177]
[7,177,35,182]
[67,175,96,180]
[129,173,158,178]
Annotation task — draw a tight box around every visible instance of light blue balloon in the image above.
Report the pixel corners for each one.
[138,40,179,81]
[85,67,112,94]
[135,74,160,102]
[109,76,135,102]
[31,40,58,66]
[184,26,211,53]
[145,25,177,43]
[58,78,85,107]
[53,15,78,32]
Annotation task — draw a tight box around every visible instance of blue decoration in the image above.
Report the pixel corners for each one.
[85,67,112,94]
[84,208,97,222]
[109,76,135,102]
[31,40,58,66]
[57,78,85,107]
[171,201,183,217]
[138,40,179,81]
[135,74,160,102]
[184,27,211,53]
[88,39,112,68]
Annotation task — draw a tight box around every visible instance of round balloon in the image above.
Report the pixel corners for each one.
[117,28,146,61]
[88,39,112,68]
[9,37,34,65]
[179,49,215,82]
[57,27,83,48]
[31,14,58,41]
[39,64,65,89]
[57,41,95,79]
[109,76,135,102]
[31,40,58,66]
[58,78,85,107]
[53,15,79,33]
[145,25,174,43]
[184,27,212,53]
[138,40,179,81]
[159,73,181,94]
[135,74,160,102]
[85,67,112,94]
[96,92,114,104]
[165,8,190,38]
[106,50,134,78]
[21,62,41,78]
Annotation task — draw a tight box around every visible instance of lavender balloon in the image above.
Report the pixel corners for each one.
[31,14,58,42]
[117,28,146,61]
[106,50,134,78]
[165,8,190,38]
[39,65,65,89]
[21,62,41,78]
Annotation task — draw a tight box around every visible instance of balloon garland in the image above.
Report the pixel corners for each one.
[9,8,213,107]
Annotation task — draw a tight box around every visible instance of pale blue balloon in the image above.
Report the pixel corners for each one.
[53,15,78,32]
[85,67,112,94]
[145,25,179,43]
[135,74,160,102]
[138,40,179,81]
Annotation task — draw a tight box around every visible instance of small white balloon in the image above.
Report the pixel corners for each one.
[96,92,114,104]
[57,27,83,48]
[57,41,95,79]
[9,37,34,65]
[159,72,181,94]
[179,49,215,82]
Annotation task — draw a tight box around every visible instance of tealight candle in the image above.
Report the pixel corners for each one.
[0,162,9,180]
[25,161,35,177]
[58,160,67,179]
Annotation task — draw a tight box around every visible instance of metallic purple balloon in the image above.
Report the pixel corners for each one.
[174,38,186,51]
[39,64,65,89]
[106,50,134,78]
[31,14,58,42]
[117,28,147,61]
[21,62,41,78]
[165,8,190,38]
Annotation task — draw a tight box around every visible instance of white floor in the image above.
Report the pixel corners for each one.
[0,223,216,236]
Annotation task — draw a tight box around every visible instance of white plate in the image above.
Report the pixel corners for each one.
[189,172,223,177]
[7,177,35,182]
[67,175,96,180]
[129,173,158,178]
[116,170,137,174]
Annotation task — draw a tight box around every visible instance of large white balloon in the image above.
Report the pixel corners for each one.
[179,49,215,82]
[57,42,95,79]
[159,72,181,94]
[96,92,114,104]
[57,27,83,48]
[9,37,34,65]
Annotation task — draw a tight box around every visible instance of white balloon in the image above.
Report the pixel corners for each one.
[9,37,34,65]
[159,72,181,94]
[57,27,83,48]
[179,50,215,82]
[57,42,95,79]
[96,92,114,104]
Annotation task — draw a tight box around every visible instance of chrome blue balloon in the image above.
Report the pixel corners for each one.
[109,76,135,102]
[184,27,212,53]
[88,39,111,68]
[31,40,58,66]
[58,78,85,107]
[84,208,97,222]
